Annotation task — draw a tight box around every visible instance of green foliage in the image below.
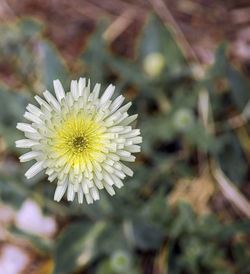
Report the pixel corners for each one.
[0,85,30,150]
[0,174,26,208]
[139,14,185,69]
[204,44,249,185]
[53,222,106,274]
[9,225,52,253]
[209,44,250,112]
[81,19,110,83]
[38,40,69,92]
[0,15,249,274]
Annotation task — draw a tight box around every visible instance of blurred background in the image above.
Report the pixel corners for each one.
[0,0,250,273]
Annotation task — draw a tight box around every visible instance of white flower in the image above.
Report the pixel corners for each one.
[16,78,142,204]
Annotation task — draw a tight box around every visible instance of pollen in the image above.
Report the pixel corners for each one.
[72,136,87,152]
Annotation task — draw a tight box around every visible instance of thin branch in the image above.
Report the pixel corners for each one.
[147,0,200,63]
[213,166,250,218]
[103,8,137,43]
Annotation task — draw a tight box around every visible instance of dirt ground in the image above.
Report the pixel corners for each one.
[1,0,250,74]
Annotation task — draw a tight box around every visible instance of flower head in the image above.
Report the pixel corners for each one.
[110,250,132,272]
[16,78,142,204]
[143,52,165,77]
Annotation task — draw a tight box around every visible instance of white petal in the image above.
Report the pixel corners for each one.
[108,153,120,162]
[73,182,80,192]
[128,136,142,144]
[25,160,45,179]
[114,169,126,179]
[19,151,42,162]
[100,84,115,105]
[85,158,93,173]
[34,95,52,111]
[119,114,138,126]
[114,112,128,125]
[70,80,78,100]
[78,188,83,204]
[111,174,124,189]
[116,138,126,144]
[24,112,43,124]
[105,111,122,123]
[94,169,103,181]
[102,163,114,173]
[122,129,140,138]
[119,126,132,134]
[65,92,74,107]
[104,159,114,166]
[92,83,101,100]
[120,155,136,162]
[67,183,75,201]
[53,79,65,102]
[78,77,86,97]
[109,126,124,133]
[114,162,122,170]
[120,163,134,177]
[90,187,100,201]
[118,102,132,113]
[85,193,93,204]
[103,172,114,186]
[24,132,41,140]
[54,180,68,202]
[93,177,104,189]
[81,180,89,194]
[82,81,90,104]
[48,173,57,182]
[43,90,60,110]
[117,150,131,157]
[109,95,125,114]
[86,178,94,188]
[17,123,37,133]
[117,144,124,150]
[46,168,54,176]
[104,183,115,196]
[15,139,39,148]
[26,104,43,117]
[125,145,141,153]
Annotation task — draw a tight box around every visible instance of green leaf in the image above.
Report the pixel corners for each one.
[185,123,216,152]
[219,220,250,241]
[108,56,150,89]
[9,225,52,253]
[0,86,30,151]
[80,19,109,83]
[38,40,69,92]
[227,64,250,112]
[128,218,165,250]
[18,17,43,39]
[209,43,228,78]
[53,221,106,274]
[0,174,26,208]
[209,44,250,112]
[139,14,185,66]
[168,202,196,238]
[215,132,248,185]
[96,224,131,256]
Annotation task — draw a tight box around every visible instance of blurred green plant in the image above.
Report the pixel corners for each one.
[0,14,249,274]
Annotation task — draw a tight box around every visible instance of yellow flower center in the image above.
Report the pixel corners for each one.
[72,136,87,153]
[53,116,104,167]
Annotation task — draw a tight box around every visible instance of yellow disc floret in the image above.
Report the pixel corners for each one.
[53,116,103,168]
